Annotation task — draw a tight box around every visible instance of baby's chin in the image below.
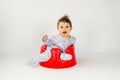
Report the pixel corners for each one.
[60,33,69,37]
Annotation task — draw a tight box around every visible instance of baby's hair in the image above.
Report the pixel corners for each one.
[57,15,72,27]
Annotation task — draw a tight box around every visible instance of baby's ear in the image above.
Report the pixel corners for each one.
[70,27,73,30]
[57,26,59,30]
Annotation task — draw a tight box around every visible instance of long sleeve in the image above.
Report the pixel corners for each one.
[43,35,58,47]
[42,34,76,53]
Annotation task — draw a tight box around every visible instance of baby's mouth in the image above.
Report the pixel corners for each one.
[63,31,67,34]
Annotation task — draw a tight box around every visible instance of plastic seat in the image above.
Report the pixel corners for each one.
[39,44,77,69]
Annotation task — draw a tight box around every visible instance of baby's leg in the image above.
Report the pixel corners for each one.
[60,53,72,60]
[28,47,51,65]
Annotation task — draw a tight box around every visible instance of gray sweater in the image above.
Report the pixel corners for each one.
[43,34,76,53]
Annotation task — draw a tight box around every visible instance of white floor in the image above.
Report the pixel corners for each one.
[0,54,120,80]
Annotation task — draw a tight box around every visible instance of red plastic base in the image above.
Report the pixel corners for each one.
[39,44,77,69]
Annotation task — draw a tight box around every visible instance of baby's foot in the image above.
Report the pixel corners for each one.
[60,53,72,60]
[28,58,37,65]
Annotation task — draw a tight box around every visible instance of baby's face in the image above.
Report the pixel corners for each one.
[57,22,72,38]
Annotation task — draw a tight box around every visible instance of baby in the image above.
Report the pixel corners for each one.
[28,15,76,65]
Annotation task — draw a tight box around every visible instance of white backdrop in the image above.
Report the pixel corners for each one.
[0,0,120,58]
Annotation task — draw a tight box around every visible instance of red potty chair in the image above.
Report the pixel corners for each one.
[39,44,77,69]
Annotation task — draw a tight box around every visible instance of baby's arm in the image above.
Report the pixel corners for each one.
[42,35,57,47]
[42,34,48,42]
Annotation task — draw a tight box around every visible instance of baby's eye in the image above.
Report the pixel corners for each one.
[60,26,63,28]
[66,26,69,28]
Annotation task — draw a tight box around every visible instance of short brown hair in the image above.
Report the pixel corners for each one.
[57,15,72,27]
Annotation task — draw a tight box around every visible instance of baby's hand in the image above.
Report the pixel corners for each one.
[42,34,48,42]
